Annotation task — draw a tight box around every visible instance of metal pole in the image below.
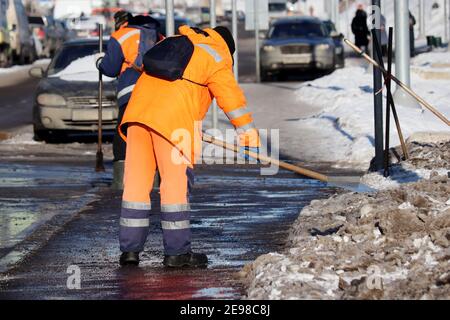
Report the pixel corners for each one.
[210,0,218,129]
[324,0,330,19]
[165,0,175,36]
[331,0,339,31]
[232,0,239,80]
[96,23,105,172]
[394,0,420,108]
[444,0,449,44]
[254,0,260,82]
[419,0,425,38]
[345,0,350,38]
[371,0,384,171]
[210,0,217,27]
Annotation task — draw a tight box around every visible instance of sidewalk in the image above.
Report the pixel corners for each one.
[0,164,338,300]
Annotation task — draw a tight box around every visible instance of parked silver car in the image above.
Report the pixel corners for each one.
[260,16,336,81]
[30,38,118,142]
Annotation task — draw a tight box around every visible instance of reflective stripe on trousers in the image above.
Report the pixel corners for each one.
[161,205,191,256]
[119,201,151,252]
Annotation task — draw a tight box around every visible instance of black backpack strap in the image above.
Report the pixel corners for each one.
[191,27,210,37]
[181,77,208,88]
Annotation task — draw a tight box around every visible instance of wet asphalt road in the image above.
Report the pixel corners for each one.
[0,163,338,300]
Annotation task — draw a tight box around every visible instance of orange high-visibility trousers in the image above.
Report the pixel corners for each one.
[119,123,191,255]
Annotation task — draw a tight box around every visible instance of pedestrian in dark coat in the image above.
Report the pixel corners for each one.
[351,6,370,51]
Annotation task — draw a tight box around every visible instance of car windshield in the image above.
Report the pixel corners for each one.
[47,43,106,75]
[269,21,327,39]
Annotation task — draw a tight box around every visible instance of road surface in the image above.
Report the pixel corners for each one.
[0,162,338,299]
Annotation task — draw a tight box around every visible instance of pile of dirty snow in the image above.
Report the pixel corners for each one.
[362,136,450,190]
[294,57,450,169]
[49,55,114,82]
[242,142,450,300]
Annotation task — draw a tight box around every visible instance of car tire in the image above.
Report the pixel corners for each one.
[0,49,11,67]
[260,69,271,82]
[260,70,270,82]
[33,127,50,142]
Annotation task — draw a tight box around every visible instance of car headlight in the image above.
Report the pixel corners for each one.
[315,44,331,51]
[263,45,276,52]
[37,93,67,107]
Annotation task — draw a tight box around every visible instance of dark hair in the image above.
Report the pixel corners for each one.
[114,11,132,30]
[213,26,235,56]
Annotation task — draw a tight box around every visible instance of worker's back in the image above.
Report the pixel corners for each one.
[120,25,247,162]
[100,18,159,107]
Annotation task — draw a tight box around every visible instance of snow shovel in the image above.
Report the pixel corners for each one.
[96,23,105,172]
[202,133,329,182]
[344,38,450,127]
[202,133,375,192]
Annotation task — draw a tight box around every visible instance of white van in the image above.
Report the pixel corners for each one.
[6,0,35,64]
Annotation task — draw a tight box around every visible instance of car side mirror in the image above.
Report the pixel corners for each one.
[11,24,17,31]
[29,67,44,79]
[259,32,266,39]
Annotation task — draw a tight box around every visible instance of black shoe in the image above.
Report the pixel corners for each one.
[163,252,208,268]
[119,252,140,266]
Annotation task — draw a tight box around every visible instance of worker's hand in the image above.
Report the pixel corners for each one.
[239,146,260,162]
[238,127,260,162]
[95,52,105,70]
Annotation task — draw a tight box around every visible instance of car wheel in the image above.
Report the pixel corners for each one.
[260,69,273,82]
[18,52,27,65]
[33,126,50,142]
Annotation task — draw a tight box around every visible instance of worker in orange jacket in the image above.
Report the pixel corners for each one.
[118,25,260,267]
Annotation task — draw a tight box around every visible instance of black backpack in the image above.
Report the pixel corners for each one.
[143,35,207,87]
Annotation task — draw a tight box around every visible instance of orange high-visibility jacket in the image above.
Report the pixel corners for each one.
[119,25,258,164]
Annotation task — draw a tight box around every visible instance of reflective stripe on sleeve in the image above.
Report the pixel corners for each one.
[117,85,136,99]
[117,29,140,45]
[161,204,191,213]
[196,44,223,63]
[225,106,250,121]
[122,200,151,210]
[120,218,150,228]
[161,220,190,230]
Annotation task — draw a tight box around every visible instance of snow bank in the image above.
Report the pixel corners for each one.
[294,56,450,169]
[0,133,42,145]
[242,142,450,300]
[49,55,114,82]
